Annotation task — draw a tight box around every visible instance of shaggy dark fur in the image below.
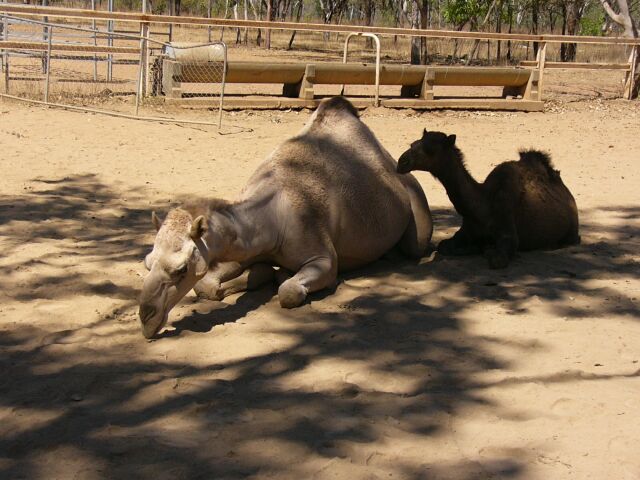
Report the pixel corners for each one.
[397,129,580,268]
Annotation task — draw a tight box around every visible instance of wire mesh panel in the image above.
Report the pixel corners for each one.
[0,14,228,126]
[148,40,227,126]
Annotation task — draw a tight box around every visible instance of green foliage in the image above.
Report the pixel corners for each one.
[443,0,487,27]
[580,4,605,36]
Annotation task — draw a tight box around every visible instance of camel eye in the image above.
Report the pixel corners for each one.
[173,264,188,276]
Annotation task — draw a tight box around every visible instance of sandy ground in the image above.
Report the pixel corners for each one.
[1,96,639,480]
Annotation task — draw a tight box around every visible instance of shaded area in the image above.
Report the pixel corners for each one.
[0,175,638,478]
[0,174,152,302]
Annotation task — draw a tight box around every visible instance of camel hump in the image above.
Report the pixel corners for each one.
[315,96,360,120]
[518,149,560,180]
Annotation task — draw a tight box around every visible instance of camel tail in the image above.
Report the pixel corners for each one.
[518,149,561,180]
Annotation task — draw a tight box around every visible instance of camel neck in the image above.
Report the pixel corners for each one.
[205,198,277,263]
[433,150,488,222]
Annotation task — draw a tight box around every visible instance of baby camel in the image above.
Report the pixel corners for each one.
[397,129,579,268]
[138,97,433,338]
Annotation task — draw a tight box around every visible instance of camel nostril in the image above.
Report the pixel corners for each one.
[139,304,157,324]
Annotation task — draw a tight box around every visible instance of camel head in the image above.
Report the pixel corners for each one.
[397,129,457,174]
[138,208,210,338]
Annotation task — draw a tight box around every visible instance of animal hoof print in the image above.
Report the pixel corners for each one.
[278,282,307,309]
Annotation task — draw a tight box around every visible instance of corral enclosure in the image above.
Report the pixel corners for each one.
[1,95,640,478]
[1,4,638,122]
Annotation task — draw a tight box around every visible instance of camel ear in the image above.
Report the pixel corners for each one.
[190,215,208,240]
[151,211,163,231]
[423,128,428,136]
[447,134,456,146]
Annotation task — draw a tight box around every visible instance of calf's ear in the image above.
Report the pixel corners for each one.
[447,134,457,146]
[151,211,163,231]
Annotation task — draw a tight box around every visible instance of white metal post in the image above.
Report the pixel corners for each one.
[342,32,380,107]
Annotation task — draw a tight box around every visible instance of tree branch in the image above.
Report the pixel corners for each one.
[599,0,625,25]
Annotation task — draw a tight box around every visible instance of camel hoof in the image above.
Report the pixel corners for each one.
[193,284,225,301]
[278,281,308,309]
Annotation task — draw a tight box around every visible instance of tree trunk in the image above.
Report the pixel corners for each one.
[561,1,582,62]
[287,0,303,49]
[410,0,421,64]
[532,0,539,57]
[507,0,513,61]
[496,0,503,61]
[599,0,639,97]
[266,0,272,49]
[364,0,375,48]
[419,0,430,64]
[599,0,638,37]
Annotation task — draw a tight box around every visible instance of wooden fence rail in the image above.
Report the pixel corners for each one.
[2,4,640,46]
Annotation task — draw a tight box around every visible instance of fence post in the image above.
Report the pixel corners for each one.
[142,0,151,97]
[107,0,114,82]
[624,45,638,100]
[140,22,149,97]
[1,11,9,94]
[218,43,227,129]
[44,25,53,103]
[536,41,546,101]
[91,0,97,81]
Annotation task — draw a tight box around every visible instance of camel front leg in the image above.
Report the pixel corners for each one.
[484,194,519,269]
[219,263,276,297]
[194,262,275,300]
[278,254,337,309]
[438,222,482,256]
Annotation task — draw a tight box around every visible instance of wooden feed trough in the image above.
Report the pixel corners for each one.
[160,60,543,111]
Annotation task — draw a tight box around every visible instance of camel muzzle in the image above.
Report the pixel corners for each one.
[396,155,413,174]
[139,304,166,339]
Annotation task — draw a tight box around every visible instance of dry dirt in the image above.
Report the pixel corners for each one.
[1,96,639,480]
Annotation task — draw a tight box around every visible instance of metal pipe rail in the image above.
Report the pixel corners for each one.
[0,40,139,53]
[342,33,380,106]
[520,60,631,70]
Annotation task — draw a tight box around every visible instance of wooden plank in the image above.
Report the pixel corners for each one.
[167,95,544,112]
[170,61,530,88]
[521,60,631,70]
[2,4,640,45]
[382,98,545,111]
[0,40,139,54]
[429,66,530,86]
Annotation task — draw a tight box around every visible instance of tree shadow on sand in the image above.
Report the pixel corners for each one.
[0,176,639,478]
